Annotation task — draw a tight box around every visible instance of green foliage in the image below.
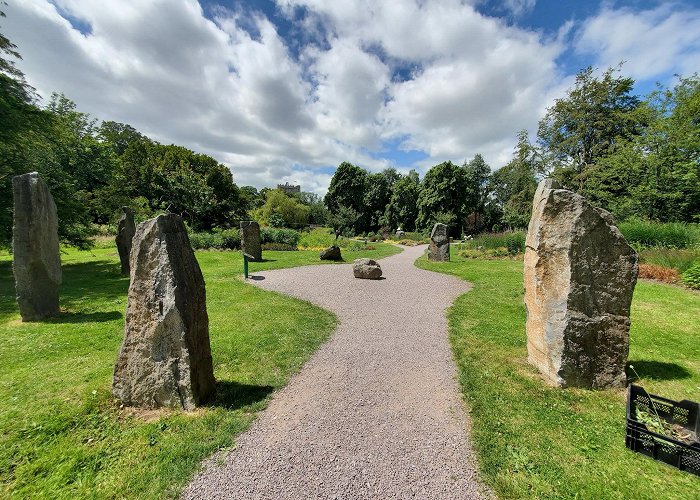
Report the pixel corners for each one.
[618,220,700,249]
[252,189,310,228]
[260,227,300,247]
[639,248,700,274]
[681,262,700,289]
[418,256,699,499]
[463,154,491,232]
[328,205,361,236]
[458,231,526,254]
[384,169,420,231]
[363,169,397,231]
[416,161,468,232]
[324,162,368,217]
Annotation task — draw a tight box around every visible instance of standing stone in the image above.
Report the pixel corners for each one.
[113,214,216,410]
[524,179,638,389]
[320,245,342,261]
[240,220,262,261]
[353,258,382,279]
[115,207,136,276]
[428,223,450,261]
[12,172,61,321]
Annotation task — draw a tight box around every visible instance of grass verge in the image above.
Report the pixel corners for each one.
[417,255,699,499]
[0,242,401,498]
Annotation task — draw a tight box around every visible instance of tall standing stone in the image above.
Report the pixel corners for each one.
[115,206,136,276]
[12,172,61,321]
[524,179,638,389]
[428,223,450,261]
[113,214,216,410]
[240,220,262,261]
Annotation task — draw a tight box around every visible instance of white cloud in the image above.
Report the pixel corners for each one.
[575,2,700,81]
[12,0,685,194]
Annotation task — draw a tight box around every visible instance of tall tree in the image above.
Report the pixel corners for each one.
[416,161,468,233]
[463,154,491,232]
[489,131,538,229]
[384,169,420,231]
[537,66,646,190]
[324,161,368,231]
[364,169,395,231]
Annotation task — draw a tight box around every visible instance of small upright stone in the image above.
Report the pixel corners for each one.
[428,223,449,261]
[320,245,342,261]
[353,258,382,279]
[115,206,136,275]
[12,172,61,321]
[240,220,262,261]
[524,179,638,389]
[113,214,216,410]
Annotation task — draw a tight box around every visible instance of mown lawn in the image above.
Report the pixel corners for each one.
[0,243,398,498]
[417,255,699,499]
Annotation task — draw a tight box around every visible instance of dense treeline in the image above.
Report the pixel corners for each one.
[325,67,700,236]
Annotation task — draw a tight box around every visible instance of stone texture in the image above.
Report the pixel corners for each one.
[353,258,382,279]
[12,172,61,321]
[319,245,342,261]
[115,206,136,276]
[524,179,638,389]
[113,214,216,410]
[240,220,262,261]
[428,223,450,262]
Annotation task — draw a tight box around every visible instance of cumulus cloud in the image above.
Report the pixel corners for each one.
[575,2,700,81]
[4,0,697,194]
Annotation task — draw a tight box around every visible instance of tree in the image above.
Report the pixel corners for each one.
[295,191,329,225]
[489,131,538,229]
[252,189,310,228]
[324,161,368,223]
[364,170,394,231]
[416,161,468,233]
[462,154,491,232]
[537,66,647,191]
[384,170,420,231]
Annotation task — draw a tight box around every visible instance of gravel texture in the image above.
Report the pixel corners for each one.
[182,244,488,499]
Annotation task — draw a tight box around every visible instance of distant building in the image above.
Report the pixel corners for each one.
[277,182,301,194]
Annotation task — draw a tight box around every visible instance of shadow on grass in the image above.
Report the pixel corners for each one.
[627,360,692,381]
[50,310,123,324]
[211,381,275,410]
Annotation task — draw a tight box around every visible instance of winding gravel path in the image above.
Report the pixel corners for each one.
[183,245,487,499]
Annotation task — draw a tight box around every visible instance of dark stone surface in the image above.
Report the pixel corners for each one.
[353,258,382,279]
[240,220,262,261]
[428,223,449,262]
[320,245,342,261]
[113,214,216,410]
[115,206,136,276]
[12,172,61,321]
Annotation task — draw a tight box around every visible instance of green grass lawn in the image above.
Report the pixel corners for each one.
[0,243,398,498]
[417,255,699,499]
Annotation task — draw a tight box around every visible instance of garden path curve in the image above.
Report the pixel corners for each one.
[183,244,487,499]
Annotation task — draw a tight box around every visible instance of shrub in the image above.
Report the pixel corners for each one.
[189,228,241,250]
[261,227,300,247]
[618,220,700,249]
[261,242,297,251]
[639,248,699,273]
[460,231,525,254]
[218,228,241,249]
[638,264,681,284]
[681,262,700,289]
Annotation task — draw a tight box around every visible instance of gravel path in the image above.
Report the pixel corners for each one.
[183,245,487,499]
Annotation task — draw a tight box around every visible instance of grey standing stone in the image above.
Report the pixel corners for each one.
[113,214,216,410]
[115,206,136,276]
[319,245,342,261]
[353,258,382,279]
[428,223,450,261]
[240,220,262,261]
[12,172,61,321]
[524,179,638,389]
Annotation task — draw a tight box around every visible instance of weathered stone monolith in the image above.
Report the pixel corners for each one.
[428,223,449,261]
[240,220,262,261]
[12,172,61,321]
[524,179,638,389]
[320,245,342,261]
[113,214,216,410]
[115,206,136,275]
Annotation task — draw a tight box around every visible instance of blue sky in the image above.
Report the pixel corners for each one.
[4,0,700,194]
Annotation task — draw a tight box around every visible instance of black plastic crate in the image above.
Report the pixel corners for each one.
[626,384,700,476]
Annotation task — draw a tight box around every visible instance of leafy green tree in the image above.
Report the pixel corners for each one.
[490,131,538,229]
[324,162,368,230]
[384,169,420,231]
[252,189,310,228]
[463,154,491,232]
[364,170,395,231]
[295,192,329,225]
[329,205,361,236]
[538,66,647,190]
[416,161,468,233]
